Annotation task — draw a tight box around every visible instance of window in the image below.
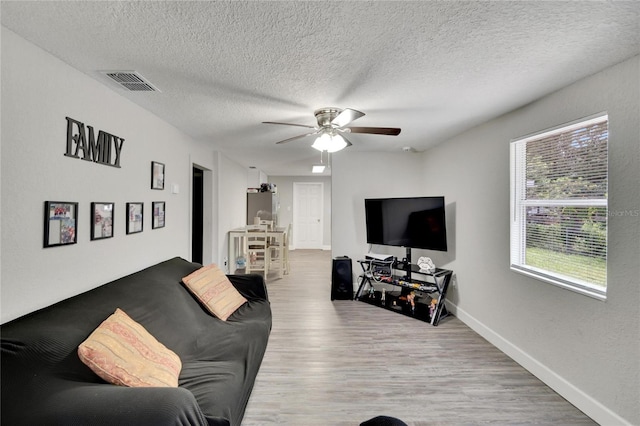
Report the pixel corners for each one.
[510,114,608,299]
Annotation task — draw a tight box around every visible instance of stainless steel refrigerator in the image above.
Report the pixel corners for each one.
[247,192,278,225]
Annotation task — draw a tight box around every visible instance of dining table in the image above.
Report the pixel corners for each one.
[228,226,287,278]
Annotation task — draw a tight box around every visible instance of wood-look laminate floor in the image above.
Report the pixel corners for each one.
[242,250,595,426]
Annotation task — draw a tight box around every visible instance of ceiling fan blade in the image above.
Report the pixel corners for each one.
[263,121,316,129]
[347,126,401,136]
[342,134,353,147]
[275,132,316,145]
[331,108,365,127]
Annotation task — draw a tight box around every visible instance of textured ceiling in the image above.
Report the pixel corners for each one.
[2,1,639,176]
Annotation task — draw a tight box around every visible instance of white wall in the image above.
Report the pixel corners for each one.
[269,175,332,248]
[0,27,219,323]
[332,56,640,425]
[216,152,250,271]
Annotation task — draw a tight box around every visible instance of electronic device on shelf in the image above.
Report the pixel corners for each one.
[365,253,394,261]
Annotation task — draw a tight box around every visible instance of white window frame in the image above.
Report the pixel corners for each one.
[510,113,608,300]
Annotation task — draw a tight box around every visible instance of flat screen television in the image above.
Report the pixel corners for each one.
[365,196,448,252]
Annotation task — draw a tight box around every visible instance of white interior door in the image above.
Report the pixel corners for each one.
[293,182,323,249]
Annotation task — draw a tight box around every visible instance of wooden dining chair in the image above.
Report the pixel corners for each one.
[244,225,269,276]
[259,219,274,230]
[283,223,291,274]
[267,225,286,279]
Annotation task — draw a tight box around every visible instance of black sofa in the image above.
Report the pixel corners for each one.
[1,257,271,426]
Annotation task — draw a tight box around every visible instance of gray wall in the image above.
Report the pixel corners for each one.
[331,57,639,425]
[331,151,427,261]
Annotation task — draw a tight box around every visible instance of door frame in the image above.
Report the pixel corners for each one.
[191,163,213,265]
[192,166,204,264]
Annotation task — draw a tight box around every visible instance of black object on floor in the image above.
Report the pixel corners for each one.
[331,256,353,300]
[360,415,409,426]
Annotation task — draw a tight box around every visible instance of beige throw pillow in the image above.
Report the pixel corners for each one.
[78,308,181,387]
[182,263,247,321]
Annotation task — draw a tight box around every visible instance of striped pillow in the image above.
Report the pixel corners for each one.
[182,263,247,321]
[78,308,181,387]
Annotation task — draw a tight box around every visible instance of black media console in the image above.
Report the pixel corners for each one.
[355,258,453,326]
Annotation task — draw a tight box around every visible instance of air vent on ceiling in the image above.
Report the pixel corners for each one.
[100,71,160,92]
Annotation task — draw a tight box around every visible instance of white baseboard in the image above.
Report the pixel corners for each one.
[447,303,631,426]
[287,246,331,251]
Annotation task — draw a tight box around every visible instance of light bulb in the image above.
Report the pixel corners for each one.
[311,133,347,153]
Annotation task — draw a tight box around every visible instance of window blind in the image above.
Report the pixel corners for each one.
[510,114,608,298]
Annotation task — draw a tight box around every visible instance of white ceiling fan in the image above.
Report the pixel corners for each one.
[263,107,401,152]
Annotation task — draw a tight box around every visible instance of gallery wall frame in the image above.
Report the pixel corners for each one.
[151,161,165,190]
[152,201,165,229]
[43,201,78,248]
[91,202,114,240]
[126,202,144,234]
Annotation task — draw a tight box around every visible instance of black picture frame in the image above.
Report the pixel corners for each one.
[43,201,78,248]
[91,202,114,240]
[152,201,165,229]
[151,161,165,190]
[126,202,144,234]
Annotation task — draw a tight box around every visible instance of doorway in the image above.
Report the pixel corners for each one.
[192,167,204,264]
[293,182,324,249]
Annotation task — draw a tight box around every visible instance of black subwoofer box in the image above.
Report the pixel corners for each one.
[331,256,353,300]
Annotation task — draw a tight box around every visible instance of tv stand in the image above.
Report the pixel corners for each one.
[403,247,412,281]
[355,258,453,326]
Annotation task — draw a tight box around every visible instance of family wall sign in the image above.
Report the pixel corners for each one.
[64,117,125,168]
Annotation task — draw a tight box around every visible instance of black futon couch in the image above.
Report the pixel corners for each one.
[1,257,271,425]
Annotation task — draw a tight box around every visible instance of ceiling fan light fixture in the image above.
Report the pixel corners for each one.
[311,132,347,153]
[265,107,400,152]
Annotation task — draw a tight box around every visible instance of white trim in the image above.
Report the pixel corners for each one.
[510,264,606,301]
[447,303,633,426]
[190,160,214,265]
[286,245,331,251]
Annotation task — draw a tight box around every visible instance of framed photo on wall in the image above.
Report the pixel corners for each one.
[91,202,114,240]
[152,201,165,229]
[43,201,78,248]
[151,161,165,190]
[126,202,144,234]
